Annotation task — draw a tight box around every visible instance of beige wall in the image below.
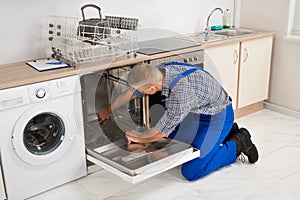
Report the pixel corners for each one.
[240,0,300,113]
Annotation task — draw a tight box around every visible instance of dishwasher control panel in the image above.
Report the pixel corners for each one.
[149,50,204,67]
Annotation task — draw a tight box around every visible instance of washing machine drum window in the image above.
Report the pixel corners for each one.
[23,113,65,155]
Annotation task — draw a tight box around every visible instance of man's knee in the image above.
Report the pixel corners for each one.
[181,162,208,181]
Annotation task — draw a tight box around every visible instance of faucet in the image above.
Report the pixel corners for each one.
[204,7,224,36]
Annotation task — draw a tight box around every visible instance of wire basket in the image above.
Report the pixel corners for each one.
[49,15,139,67]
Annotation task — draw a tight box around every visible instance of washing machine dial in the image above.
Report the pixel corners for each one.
[36,88,46,99]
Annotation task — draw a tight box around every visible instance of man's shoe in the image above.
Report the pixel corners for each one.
[231,128,259,163]
[223,122,239,143]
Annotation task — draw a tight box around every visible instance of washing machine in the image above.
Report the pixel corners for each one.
[0,75,87,200]
[0,161,6,199]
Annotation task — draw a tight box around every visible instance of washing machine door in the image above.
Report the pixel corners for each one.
[12,103,74,166]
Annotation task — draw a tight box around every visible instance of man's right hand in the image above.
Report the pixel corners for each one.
[97,106,112,123]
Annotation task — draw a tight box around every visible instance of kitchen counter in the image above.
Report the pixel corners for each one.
[0,54,149,90]
[0,29,275,90]
[0,60,78,90]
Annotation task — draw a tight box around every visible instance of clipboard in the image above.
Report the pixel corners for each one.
[26,59,70,72]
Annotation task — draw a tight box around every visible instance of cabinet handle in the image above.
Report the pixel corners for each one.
[243,48,249,62]
[234,49,238,64]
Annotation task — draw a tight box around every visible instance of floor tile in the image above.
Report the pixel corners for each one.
[190,164,280,200]
[254,145,300,179]
[247,170,300,200]
[105,172,196,200]
[76,169,134,200]
[174,189,211,200]
[29,182,94,200]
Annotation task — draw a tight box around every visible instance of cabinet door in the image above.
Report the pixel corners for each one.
[204,42,240,109]
[238,36,273,108]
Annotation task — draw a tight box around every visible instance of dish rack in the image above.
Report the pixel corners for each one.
[49,15,139,67]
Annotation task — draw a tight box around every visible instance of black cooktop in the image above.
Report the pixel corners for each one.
[137,37,199,55]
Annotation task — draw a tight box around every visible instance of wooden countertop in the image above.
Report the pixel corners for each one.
[0,54,150,90]
[0,29,275,90]
[0,61,78,90]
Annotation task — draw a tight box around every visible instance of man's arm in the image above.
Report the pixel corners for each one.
[98,89,135,123]
[111,89,136,111]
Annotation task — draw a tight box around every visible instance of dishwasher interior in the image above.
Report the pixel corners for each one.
[80,61,200,183]
[81,66,150,147]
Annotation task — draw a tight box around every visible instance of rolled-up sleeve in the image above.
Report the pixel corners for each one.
[128,85,145,98]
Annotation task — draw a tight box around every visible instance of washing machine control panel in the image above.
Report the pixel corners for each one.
[0,76,80,111]
[28,84,51,102]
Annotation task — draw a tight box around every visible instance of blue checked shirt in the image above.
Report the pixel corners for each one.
[129,63,231,135]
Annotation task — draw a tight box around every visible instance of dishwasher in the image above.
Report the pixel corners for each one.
[80,49,203,183]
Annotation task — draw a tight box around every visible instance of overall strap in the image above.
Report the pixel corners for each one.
[164,62,203,90]
[169,67,199,90]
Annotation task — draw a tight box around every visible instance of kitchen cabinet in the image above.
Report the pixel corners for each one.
[238,36,273,108]
[204,42,240,109]
[204,36,273,113]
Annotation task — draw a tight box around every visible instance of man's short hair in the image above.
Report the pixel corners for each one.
[127,63,162,89]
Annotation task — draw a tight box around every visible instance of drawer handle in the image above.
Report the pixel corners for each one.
[234,49,238,64]
[243,48,249,62]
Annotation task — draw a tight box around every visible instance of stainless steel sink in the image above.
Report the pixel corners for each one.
[177,28,257,44]
[214,29,256,37]
[184,33,227,43]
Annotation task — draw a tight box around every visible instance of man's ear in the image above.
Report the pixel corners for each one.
[149,85,157,92]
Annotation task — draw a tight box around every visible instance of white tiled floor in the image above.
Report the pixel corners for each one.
[29,109,300,200]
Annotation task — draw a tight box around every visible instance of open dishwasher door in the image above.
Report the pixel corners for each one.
[86,134,199,184]
[80,68,200,183]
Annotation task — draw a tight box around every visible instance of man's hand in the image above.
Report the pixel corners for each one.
[97,106,112,123]
[125,127,166,144]
[125,130,144,144]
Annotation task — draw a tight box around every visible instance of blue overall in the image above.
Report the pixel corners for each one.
[165,63,236,181]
